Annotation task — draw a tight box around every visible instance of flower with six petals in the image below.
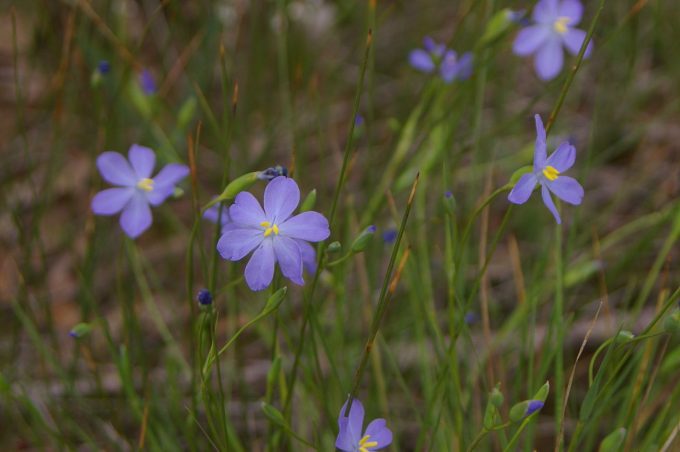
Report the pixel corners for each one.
[336,398,393,452]
[91,144,189,238]
[512,0,593,80]
[217,177,329,291]
[508,114,584,224]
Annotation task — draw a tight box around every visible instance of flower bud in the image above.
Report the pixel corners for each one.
[480,8,523,46]
[257,166,288,181]
[443,190,456,215]
[351,225,377,253]
[300,189,317,212]
[177,97,197,130]
[327,241,342,253]
[615,330,635,343]
[490,386,504,408]
[197,289,213,307]
[69,322,93,339]
[598,428,626,452]
[217,171,261,202]
[532,381,550,402]
[510,399,544,422]
[663,310,680,335]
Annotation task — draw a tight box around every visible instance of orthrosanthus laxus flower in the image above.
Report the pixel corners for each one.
[91,144,189,238]
[336,398,393,452]
[204,201,231,230]
[217,176,329,291]
[512,0,593,80]
[409,37,473,83]
[508,115,584,224]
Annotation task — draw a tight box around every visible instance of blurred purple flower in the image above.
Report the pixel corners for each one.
[355,114,364,127]
[409,37,473,83]
[464,311,478,325]
[97,60,111,75]
[204,201,231,230]
[139,69,157,95]
[382,228,397,244]
[336,398,393,452]
[508,115,583,224]
[512,0,593,80]
[91,144,189,238]
[217,177,329,291]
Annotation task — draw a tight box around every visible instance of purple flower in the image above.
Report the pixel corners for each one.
[382,228,397,244]
[139,69,157,95]
[204,202,231,230]
[91,144,189,238]
[336,398,393,452]
[512,0,593,80]
[508,115,584,224]
[97,60,111,75]
[409,37,473,83]
[217,177,329,291]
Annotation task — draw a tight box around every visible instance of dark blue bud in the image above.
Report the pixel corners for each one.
[97,60,111,74]
[525,400,544,417]
[197,289,213,306]
[258,166,288,181]
[382,229,397,244]
[354,114,364,126]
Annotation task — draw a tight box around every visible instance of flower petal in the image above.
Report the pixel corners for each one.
[280,211,330,242]
[364,419,393,450]
[547,142,575,172]
[204,203,231,228]
[541,184,561,224]
[336,399,364,450]
[409,49,435,73]
[97,151,137,186]
[508,173,538,204]
[244,240,275,291]
[273,236,304,285]
[422,36,436,52]
[128,144,156,179]
[535,37,564,80]
[547,175,584,205]
[534,114,547,170]
[296,239,317,274]
[217,225,263,261]
[562,28,593,57]
[92,187,134,215]
[146,164,189,206]
[513,26,549,56]
[533,0,559,23]
[558,0,583,25]
[264,177,300,223]
[229,191,267,227]
[120,193,152,238]
[454,52,474,80]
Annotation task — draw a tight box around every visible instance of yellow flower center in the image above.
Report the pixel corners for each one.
[260,221,279,237]
[553,16,570,34]
[542,165,560,181]
[137,178,155,192]
[359,434,378,452]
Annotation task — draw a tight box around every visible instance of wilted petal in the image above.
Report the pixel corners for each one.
[280,212,330,242]
[409,49,435,73]
[273,236,303,285]
[508,173,538,204]
[120,193,152,238]
[244,240,275,291]
[97,152,137,186]
[264,176,300,223]
[513,26,549,56]
[336,399,364,449]
[547,142,575,172]
[558,0,583,25]
[296,239,317,274]
[541,184,561,224]
[533,0,559,23]
[229,191,267,227]
[562,28,593,56]
[547,176,583,205]
[216,226,263,261]
[364,419,393,450]
[128,144,155,179]
[92,187,134,215]
[535,37,564,80]
[534,114,548,170]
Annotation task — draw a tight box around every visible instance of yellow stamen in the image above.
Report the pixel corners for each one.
[359,435,378,452]
[553,16,570,34]
[261,221,279,237]
[543,165,560,181]
[137,178,155,192]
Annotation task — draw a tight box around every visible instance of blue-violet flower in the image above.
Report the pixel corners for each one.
[91,144,189,238]
[409,37,473,83]
[217,176,329,291]
[336,398,393,452]
[508,114,584,224]
[512,0,592,80]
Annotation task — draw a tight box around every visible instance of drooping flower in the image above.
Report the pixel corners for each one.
[336,398,393,452]
[409,37,473,83]
[512,0,593,80]
[217,176,329,291]
[508,114,584,224]
[91,144,189,238]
